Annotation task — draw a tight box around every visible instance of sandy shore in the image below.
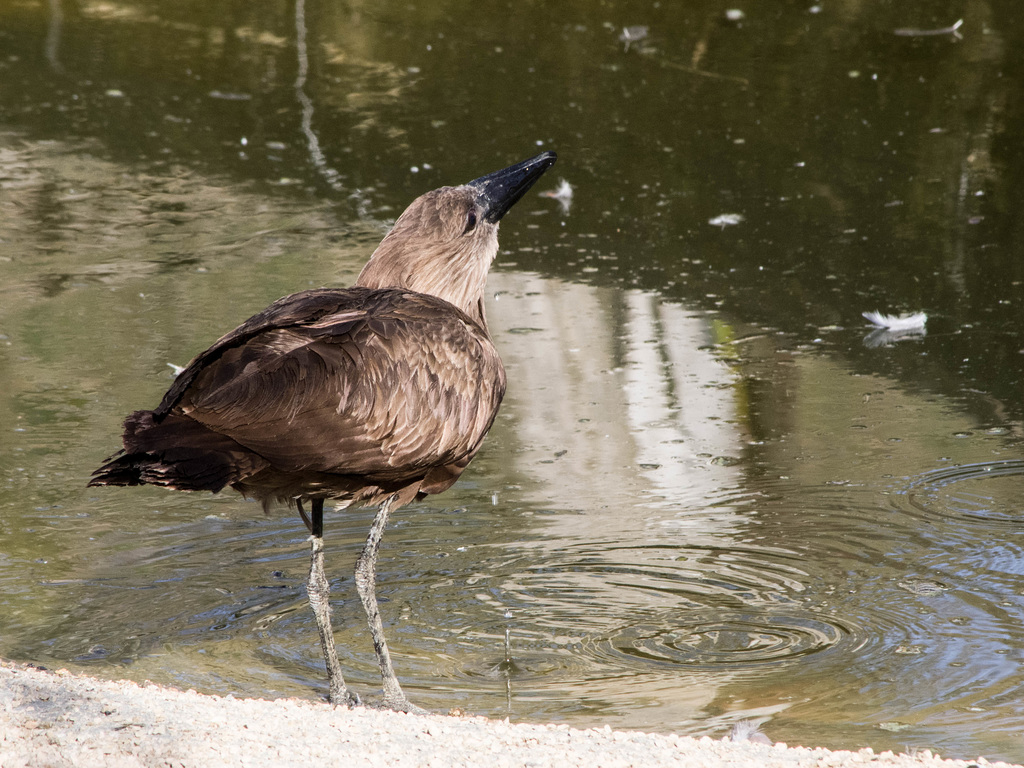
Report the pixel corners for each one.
[0,661,1017,768]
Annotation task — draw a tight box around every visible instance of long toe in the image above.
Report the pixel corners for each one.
[326,675,357,708]
[330,688,362,708]
[380,695,428,715]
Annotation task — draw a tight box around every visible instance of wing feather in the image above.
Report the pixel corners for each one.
[169,288,505,485]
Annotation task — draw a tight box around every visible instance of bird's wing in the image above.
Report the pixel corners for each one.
[156,289,367,416]
[170,289,506,480]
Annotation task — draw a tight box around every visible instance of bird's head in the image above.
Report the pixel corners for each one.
[357,151,556,327]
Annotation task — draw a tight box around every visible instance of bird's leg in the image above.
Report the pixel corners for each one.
[354,494,424,713]
[296,498,313,533]
[303,498,360,707]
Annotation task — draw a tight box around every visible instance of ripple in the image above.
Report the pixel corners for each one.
[434,538,888,686]
[896,460,1024,526]
[487,542,814,633]
[601,610,854,669]
[430,629,602,684]
[421,605,861,688]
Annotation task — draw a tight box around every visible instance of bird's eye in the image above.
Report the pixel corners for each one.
[463,210,478,234]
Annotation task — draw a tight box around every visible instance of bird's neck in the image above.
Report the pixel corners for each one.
[356,246,492,332]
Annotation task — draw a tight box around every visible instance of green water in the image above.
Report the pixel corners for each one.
[3,0,1024,762]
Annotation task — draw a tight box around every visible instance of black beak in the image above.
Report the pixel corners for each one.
[469,151,557,223]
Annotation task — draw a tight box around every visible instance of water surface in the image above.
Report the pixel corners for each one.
[3,0,1024,762]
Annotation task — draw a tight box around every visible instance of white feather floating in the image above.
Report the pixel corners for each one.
[540,178,573,201]
[862,311,927,331]
[708,213,744,228]
[539,179,573,213]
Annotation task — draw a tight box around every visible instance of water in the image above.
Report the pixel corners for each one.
[3,0,1024,762]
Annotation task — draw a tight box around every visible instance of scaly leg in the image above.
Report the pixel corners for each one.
[302,498,360,707]
[354,494,424,712]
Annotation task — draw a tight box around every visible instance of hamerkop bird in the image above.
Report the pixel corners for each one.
[89,151,557,711]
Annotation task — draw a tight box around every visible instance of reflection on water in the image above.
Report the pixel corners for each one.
[0,129,1023,761]
[3,0,1024,762]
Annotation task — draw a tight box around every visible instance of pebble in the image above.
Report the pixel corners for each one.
[0,661,1019,768]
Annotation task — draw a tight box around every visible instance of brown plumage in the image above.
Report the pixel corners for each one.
[99,287,504,508]
[89,151,557,710]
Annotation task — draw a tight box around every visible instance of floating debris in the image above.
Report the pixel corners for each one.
[539,178,573,214]
[167,362,185,377]
[727,720,772,745]
[893,18,963,40]
[862,311,927,348]
[661,59,749,85]
[878,721,914,732]
[862,311,927,331]
[708,213,744,228]
[725,9,746,22]
[208,90,253,101]
[619,26,649,51]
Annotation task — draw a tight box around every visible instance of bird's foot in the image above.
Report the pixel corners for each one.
[379,694,428,715]
[329,687,362,708]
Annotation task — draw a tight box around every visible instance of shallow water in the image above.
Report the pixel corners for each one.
[3,0,1024,763]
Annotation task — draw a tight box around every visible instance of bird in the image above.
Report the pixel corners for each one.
[89,150,557,712]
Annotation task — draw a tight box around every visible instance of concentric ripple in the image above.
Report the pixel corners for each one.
[602,610,854,668]
[896,460,1024,526]
[432,541,869,684]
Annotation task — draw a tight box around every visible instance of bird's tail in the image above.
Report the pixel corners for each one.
[88,410,268,493]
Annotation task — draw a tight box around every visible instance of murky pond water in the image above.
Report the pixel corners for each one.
[3,0,1024,762]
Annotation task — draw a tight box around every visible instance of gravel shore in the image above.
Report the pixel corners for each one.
[0,661,1018,768]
